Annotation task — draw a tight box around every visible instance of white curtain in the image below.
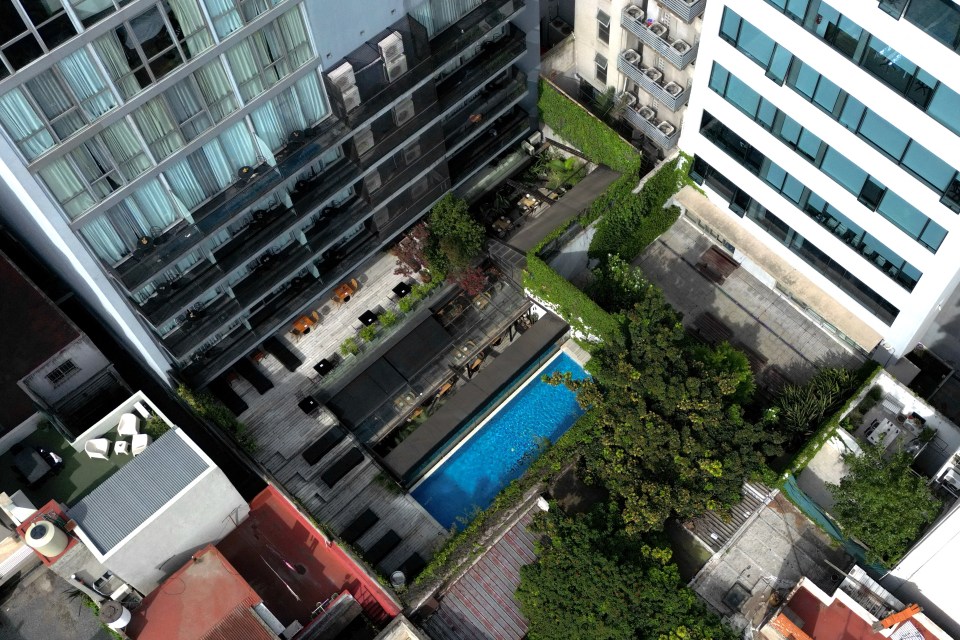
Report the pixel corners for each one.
[80,216,129,264]
[94,33,142,99]
[164,78,210,140]
[165,158,207,210]
[0,89,54,160]
[38,160,95,219]
[25,72,85,140]
[168,0,214,56]
[101,120,152,180]
[295,74,327,124]
[195,60,237,120]
[129,180,179,230]
[226,40,265,101]
[411,0,482,37]
[58,50,116,120]
[133,97,185,159]
[203,0,244,38]
[218,121,257,168]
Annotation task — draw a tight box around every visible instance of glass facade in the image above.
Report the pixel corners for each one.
[719,9,960,213]
[759,0,960,135]
[707,65,947,252]
[690,155,901,324]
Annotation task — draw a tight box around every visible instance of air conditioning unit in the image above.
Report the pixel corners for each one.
[378,32,405,62]
[403,141,422,164]
[393,97,415,126]
[328,61,356,92]
[385,55,408,82]
[364,170,382,193]
[341,85,361,112]
[353,126,374,156]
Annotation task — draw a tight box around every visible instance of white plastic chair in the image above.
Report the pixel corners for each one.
[84,438,110,460]
[117,413,140,437]
[131,434,152,456]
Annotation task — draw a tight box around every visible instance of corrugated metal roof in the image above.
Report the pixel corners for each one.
[201,606,277,640]
[68,430,209,554]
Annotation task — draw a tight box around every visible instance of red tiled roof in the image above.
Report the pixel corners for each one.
[127,546,265,640]
[785,587,942,640]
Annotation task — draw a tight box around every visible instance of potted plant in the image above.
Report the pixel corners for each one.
[359,324,377,343]
[340,337,359,356]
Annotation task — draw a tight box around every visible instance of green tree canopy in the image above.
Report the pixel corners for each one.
[427,194,485,274]
[828,445,941,566]
[517,504,736,640]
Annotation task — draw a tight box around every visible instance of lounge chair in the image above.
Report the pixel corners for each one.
[84,438,110,460]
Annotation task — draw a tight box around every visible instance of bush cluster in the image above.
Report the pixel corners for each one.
[176,384,257,453]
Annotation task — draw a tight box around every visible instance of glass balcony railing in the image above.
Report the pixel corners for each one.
[436,27,527,110]
[448,107,531,184]
[442,69,527,142]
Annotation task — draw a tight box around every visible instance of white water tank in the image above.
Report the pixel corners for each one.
[24,521,68,557]
[98,600,132,630]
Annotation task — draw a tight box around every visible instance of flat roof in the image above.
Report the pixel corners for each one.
[126,546,274,640]
[0,252,80,432]
[383,312,568,482]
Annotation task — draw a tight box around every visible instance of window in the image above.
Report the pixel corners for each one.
[905,0,960,51]
[597,10,610,44]
[46,359,79,385]
[0,1,77,74]
[226,8,314,102]
[203,0,288,39]
[595,53,607,85]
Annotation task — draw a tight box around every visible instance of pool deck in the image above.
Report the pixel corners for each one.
[383,312,569,484]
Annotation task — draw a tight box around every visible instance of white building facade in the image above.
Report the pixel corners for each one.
[678,0,960,356]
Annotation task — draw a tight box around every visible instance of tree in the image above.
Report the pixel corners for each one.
[517,504,736,640]
[427,194,485,274]
[557,285,773,532]
[828,445,940,566]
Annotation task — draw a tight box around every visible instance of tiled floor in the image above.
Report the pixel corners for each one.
[636,218,865,384]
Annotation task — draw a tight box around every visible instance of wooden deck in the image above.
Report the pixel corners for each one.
[229,251,449,570]
[424,508,542,640]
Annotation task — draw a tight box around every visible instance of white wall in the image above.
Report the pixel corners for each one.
[19,338,110,408]
[679,0,960,356]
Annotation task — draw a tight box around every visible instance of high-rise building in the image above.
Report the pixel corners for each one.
[573,0,704,157]
[679,0,960,357]
[0,0,539,385]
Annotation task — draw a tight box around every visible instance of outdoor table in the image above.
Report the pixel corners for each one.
[359,310,378,326]
[293,315,315,333]
[392,282,412,298]
[314,358,335,376]
[298,396,320,414]
[14,448,52,485]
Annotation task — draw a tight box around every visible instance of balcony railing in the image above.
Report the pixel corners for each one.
[622,105,680,149]
[448,107,531,183]
[443,70,527,141]
[432,0,524,63]
[659,0,706,23]
[437,27,527,110]
[113,117,348,291]
[620,9,698,69]
[617,53,691,111]
[162,294,243,358]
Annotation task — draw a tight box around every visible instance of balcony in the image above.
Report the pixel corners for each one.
[162,294,243,359]
[231,243,314,309]
[617,52,691,111]
[112,117,348,291]
[371,177,449,240]
[658,0,706,24]
[432,0,524,64]
[622,104,680,149]
[443,70,527,141]
[620,9,697,70]
[448,107,531,184]
[436,27,527,111]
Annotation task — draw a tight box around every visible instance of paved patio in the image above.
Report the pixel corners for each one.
[635,217,865,384]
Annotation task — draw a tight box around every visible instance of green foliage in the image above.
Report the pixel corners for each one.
[538,80,641,172]
[398,296,415,314]
[177,385,257,453]
[774,367,871,443]
[142,414,170,440]
[340,336,359,356]
[427,194,486,274]
[517,504,736,640]
[359,324,378,343]
[588,158,686,261]
[588,254,650,312]
[523,253,621,341]
[378,310,398,328]
[828,445,941,566]
[567,291,774,533]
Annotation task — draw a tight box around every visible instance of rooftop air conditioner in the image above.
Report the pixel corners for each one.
[328,62,356,92]
[341,85,361,112]
[364,170,382,194]
[385,55,408,82]
[393,97,415,126]
[378,32,405,62]
[403,141,422,164]
[353,126,374,156]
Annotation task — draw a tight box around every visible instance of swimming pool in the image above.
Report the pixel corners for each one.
[411,350,589,529]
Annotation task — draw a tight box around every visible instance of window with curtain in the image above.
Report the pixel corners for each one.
[203,0,287,39]
[225,6,314,102]
[78,215,129,264]
[249,74,327,150]
[411,0,482,37]
[95,0,213,100]
[163,121,257,211]
[0,0,77,74]
[0,88,55,160]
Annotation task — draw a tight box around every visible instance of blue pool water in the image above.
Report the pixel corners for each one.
[411,351,589,529]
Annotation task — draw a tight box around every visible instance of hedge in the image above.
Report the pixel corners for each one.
[588,157,688,261]
[538,80,641,173]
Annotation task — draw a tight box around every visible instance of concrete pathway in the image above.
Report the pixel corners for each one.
[636,218,865,384]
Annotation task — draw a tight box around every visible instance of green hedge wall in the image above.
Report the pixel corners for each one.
[588,157,686,261]
[538,80,641,173]
[524,253,620,341]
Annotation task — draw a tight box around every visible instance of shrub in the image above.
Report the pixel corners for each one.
[176,385,257,453]
[524,254,620,342]
[142,415,170,440]
[340,337,359,356]
[427,194,485,274]
[378,310,398,327]
[398,297,416,314]
[538,80,641,172]
[359,324,378,343]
